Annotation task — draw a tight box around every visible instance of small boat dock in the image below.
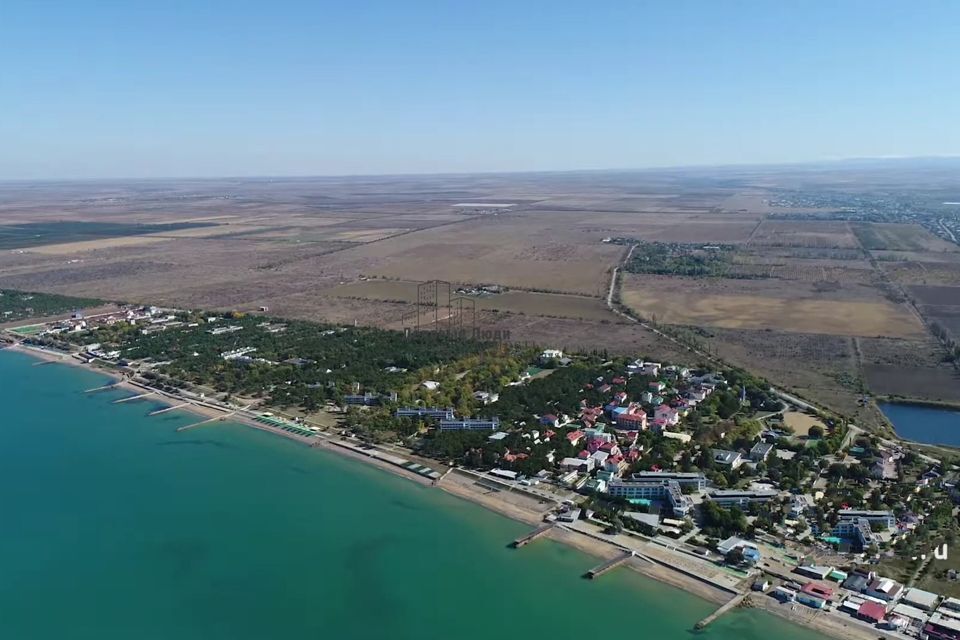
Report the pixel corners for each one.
[585,550,634,579]
[695,592,747,629]
[513,523,554,548]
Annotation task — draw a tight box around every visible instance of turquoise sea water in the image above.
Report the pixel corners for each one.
[0,349,828,640]
[880,402,960,446]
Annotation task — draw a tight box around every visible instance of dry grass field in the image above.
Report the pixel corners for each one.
[855,223,960,252]
[620,273,924,338]
[322,279,616,322]
[782,411,826,437]
[0,168,957,425]
[294,213,627,296]
[749,220,861,248]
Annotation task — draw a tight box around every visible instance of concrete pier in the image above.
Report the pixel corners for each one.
[177,412,235,432]
[112,391,157,404]
[695,593,747,629]
[585,550,634,579]
[513,523,554,548]
[85,382,121,393]
[148,402,190,416]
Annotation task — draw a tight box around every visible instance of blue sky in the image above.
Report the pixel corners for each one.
[1,1,958,179]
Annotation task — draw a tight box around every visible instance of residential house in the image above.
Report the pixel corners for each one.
[798,583,833,609]
[865,577,903,602]
[539,349,564,363]
[655,405,680,427]
[473,391,500,405]
[790,495,812,519]
[560,457,595,473]
[749,441,775,461]
[616,411,648,430]
[711,449,744,469]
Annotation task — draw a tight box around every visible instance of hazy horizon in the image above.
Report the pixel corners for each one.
[3,1,959,180]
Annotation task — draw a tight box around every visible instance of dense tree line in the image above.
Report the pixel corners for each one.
[624,242,757,279]
[0,289,102,322]
[67,312,491,408]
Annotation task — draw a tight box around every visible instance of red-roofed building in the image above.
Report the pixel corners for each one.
[566,430,585,446]
[654,405,680,426]
[599,442,621,456]
[626,447,642,462]
[577,449,591,459]
[603,454,627,475]
[617,412,648,430]
[857,601,886,624]
[800,583,834,601]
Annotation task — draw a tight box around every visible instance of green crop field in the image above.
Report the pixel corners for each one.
[0,221,215,250]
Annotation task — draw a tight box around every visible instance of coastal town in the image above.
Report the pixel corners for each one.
[3,291,960,640]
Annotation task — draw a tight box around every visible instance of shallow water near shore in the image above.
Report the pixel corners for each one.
[0,349,827,640]
[880,402,960,446]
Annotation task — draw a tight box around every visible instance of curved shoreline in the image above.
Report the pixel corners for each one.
[2,342,878,640]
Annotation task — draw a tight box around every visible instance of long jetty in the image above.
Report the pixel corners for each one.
[513,523,554,548]
[86,382,122,393]
[148,402,191,416]
[177,412,235,432]
[585,550,634,579]
[112,391,156,404]
[695,593,747,629]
